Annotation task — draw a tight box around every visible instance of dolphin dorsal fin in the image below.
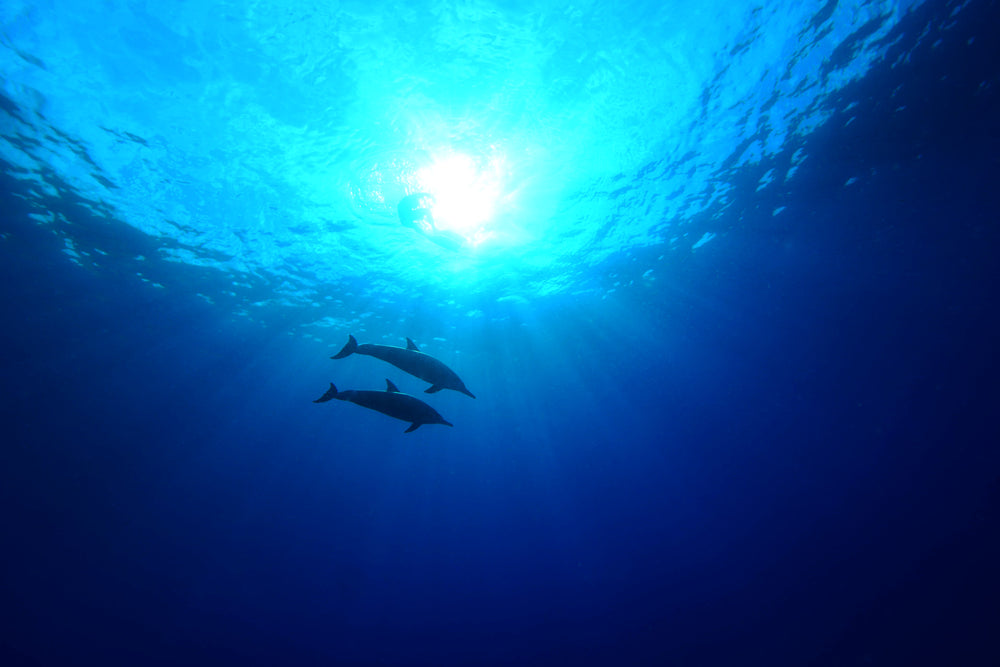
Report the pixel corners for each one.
[385,378,401,393]
[406,337,420,352]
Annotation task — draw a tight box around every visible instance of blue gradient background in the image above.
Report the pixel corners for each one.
[2,1,998,665]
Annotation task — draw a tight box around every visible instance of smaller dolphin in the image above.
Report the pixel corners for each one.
[313,378,453,433]
[332,335,476,399]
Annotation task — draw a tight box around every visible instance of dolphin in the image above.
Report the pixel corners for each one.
[313,378,453,433]
[331,335,476,399]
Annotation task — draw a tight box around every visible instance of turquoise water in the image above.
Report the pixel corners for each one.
[4,2,998,664]
[1,0,934,327]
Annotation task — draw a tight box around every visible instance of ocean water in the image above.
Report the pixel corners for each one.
[2,0,998,665]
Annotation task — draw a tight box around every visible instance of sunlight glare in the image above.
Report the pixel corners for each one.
[416,152,504,241]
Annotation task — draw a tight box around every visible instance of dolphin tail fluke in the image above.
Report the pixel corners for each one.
[404,423,421,433]
[313,383,339,403]
[331,335,358,360]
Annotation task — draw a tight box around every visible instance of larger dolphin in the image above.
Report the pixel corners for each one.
[313,379,453,433]
[331,335,476,399]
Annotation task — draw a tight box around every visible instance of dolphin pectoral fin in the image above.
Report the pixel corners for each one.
[425,385,444,394]
[406,337,420,352]
[385,378,401,393]
[331,335,358,360]
[313,383,338,403]
[404,423,421,433]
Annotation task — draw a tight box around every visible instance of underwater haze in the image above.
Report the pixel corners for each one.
[2,0,999,665]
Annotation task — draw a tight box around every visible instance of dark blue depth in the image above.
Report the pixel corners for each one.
[1,2,999,666]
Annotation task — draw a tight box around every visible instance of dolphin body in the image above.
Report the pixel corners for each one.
[332,335,476,399]
[313,379,453,433]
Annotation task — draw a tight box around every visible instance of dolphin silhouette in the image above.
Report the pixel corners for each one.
[331,335,476,398]
[313,379,453,433]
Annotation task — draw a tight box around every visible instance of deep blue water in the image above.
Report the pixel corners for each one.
[2,1,999,665]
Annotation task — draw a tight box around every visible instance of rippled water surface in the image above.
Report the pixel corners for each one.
[0,0,951,330]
